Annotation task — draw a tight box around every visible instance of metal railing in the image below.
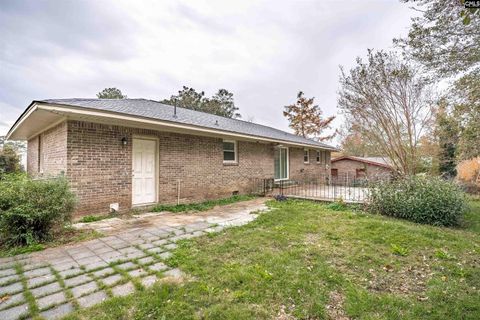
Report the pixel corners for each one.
[250,173,390,203]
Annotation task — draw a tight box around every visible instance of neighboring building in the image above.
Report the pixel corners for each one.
[331,156,393,181]
[7,99,336,216]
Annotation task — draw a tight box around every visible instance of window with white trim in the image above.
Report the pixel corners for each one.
[304,149,309,163]
[223,140,237,163]
[316,150,321,163]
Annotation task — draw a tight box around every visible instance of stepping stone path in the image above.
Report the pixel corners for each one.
[0,200,268,319]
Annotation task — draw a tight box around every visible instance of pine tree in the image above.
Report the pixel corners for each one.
[283,91,335,141]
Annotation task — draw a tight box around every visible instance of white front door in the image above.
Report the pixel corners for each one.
[132,138,157,205]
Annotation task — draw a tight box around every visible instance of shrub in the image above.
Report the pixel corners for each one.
[0,174,76,246]
[0,144,22,175]
[368,176,468,227]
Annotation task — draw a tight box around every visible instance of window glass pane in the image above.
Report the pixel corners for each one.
[223,142,235,151]
[281,148,287,178]
[275,148,288,179]
[274,149,280,179]
[316,151,320,162]
[304,150,309,162]
[224,151,235,161]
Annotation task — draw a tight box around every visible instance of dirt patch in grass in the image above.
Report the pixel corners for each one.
[326,291,349,320]
[275,305,296,320]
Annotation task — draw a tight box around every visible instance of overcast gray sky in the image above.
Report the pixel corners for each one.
[0,0,415,143]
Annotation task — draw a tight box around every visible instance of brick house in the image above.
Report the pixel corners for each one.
[7,99,336,216]
[330,156,393,181]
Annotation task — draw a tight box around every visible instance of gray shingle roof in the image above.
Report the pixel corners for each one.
[41,98,336,150]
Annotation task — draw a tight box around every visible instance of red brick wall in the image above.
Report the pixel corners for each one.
[25,120,331,216]
[27,122,67,177]
[331,159,392,179]
[27,136,39,175]
[66,121,281,216]
[289,148,330,180]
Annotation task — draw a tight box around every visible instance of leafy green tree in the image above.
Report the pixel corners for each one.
[96,87,127,99]
[397,0,480,173]
[0,144,21,175]
[449,71,480,160]
[395,0,479,79]
[162,86,240,118]
[205,89,241,118]
[435,101,458,178]
[283,91,335,141]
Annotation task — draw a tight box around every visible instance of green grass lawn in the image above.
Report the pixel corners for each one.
[65,199,480,320]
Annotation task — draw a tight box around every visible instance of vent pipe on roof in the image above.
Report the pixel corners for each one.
[173,104,177,118]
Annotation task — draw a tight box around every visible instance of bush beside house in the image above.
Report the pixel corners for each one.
[368,176,468,227]
[0,174,76,246]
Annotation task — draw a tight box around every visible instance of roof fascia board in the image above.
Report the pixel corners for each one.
[5,101,38,140]
[331,156,392,169]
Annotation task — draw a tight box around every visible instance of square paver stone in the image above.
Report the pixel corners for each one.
[59,267,83,278]
[71,281,98,298]
[100,250,123,260]
[158,252,172,260]
[93,247,116,254]
[0,281,23,296]
[128,268,148,278]
[118,247,139,255]
[40,302,74,320]
[0,274,19,286]
[0,269,16,278]
[138,243,154,250]
[22,262,48,272]
[37,291,67,310]
[0,292,24,310]
[164,268,184,279]
[0,303,29,320]
[125,252,146,260]
[164,243,177,250]
[52,261,79,272]
[92,267,115,278]
[65,274,91,288]
[76,256,103,266]
[111,282,135,297]
[70,250,96,261]
[116,262,136,270]
[84,261,109,271]
[24,267,51,279]
[141,275,158,288]
[152,239,168,246]
[101,274,123,286]
[147,247,164,254]
[27,274,56,288]
[31,282,62,298]
[148,262,168,272]
[77,290,107,308]
[137,256,155,265]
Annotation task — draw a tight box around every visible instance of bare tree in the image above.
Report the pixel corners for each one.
[338,50,435,175]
